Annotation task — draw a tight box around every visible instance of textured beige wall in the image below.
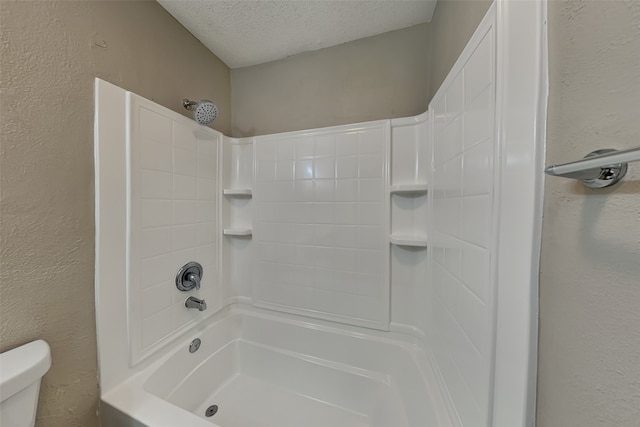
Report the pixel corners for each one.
[428,0,492,100]
[538,1,640,426]
[230,23,430,137]
[0,1,230,426]
[230,1,495,138]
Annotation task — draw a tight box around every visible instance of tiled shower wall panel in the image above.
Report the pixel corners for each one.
[429,19,496,427]
[253,123,390,330]
[128,94,220,364]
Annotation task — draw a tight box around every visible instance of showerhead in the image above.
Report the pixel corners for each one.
[183,99,218,125]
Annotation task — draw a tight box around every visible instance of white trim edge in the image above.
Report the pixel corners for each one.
[492,0,546,426]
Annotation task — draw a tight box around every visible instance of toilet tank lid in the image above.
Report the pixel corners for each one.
[0,340,51,402]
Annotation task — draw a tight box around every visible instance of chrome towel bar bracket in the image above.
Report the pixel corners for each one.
[545,147,640,188]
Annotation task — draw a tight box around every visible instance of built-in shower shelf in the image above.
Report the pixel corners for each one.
[389,184,428,195]
[389,234,428,247]
[224,228,253,236]
[223,188,253,197]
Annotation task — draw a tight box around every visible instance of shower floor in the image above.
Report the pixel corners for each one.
[196,374,370,427]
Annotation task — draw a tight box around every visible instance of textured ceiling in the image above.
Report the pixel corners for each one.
[157,1,437,68]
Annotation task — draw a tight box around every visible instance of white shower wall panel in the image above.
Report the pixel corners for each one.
[429,13,496,427]
[128,94,221,364]
[253,123,391,330]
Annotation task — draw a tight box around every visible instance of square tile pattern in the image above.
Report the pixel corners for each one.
[253,125,390,329]
[430,28,495,425]
[129,95,220,362]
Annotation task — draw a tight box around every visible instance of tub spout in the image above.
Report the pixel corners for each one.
[185,296,207,311]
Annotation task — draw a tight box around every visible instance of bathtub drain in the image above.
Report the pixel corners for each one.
[205,405,218,417]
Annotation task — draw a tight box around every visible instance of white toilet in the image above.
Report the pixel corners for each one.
[0,340,51,427]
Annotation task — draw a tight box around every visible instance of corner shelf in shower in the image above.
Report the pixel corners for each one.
[389,184,428,195]
[389,234,428,248]
[223,228,253,236]
[223,188,253,197]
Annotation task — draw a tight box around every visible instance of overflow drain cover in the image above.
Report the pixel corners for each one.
[189,338,201,353]
[205,405,218,417]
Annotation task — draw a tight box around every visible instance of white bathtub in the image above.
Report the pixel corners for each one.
[101,305,453,427]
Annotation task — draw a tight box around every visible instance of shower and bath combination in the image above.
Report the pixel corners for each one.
[183,98,218,125]
[95,3,545,426]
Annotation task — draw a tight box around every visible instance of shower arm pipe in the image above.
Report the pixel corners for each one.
[183,99,197,110]
[544,146,640,188]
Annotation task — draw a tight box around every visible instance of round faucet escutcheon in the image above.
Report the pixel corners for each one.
[176,262,203,291]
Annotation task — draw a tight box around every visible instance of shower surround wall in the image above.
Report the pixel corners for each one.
[95,2,545,426]
[97,84,409,367]
[94,77,436,401]
[253,124,390,329]
[128,94,221,363]
[429,20,495,426]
